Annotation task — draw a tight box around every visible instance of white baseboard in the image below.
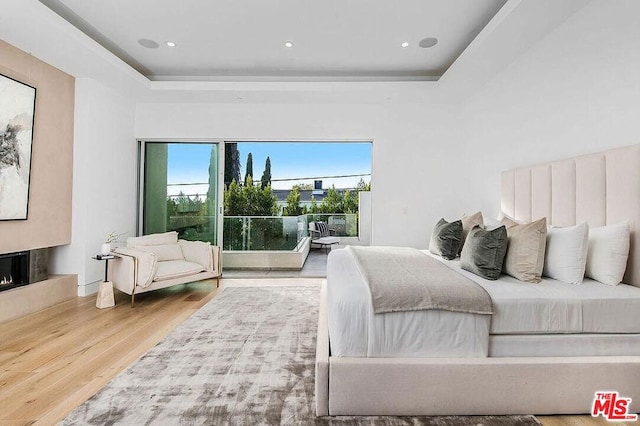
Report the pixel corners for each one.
[78,280,100,297]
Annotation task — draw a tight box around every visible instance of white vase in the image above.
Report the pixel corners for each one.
[100,243,111,256]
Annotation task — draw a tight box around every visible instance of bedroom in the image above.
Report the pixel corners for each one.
[1,0,639,424]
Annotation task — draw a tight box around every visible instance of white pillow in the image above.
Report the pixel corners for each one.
[543,222,589,284]
[585,221,631,286]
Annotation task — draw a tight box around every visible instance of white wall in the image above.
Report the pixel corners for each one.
[136,1,640,249]
[455,0,640,218]
[50,78,137,295]
[12,0,640,284]
[136,102,463,249]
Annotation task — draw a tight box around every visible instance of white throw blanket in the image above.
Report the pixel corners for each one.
[346,246,493,315]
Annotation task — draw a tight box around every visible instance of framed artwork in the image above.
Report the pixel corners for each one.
[0,73,36,220]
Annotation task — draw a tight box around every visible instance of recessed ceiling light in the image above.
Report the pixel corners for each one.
[419,37,438,48]
[401,42,409,48]
[138,38,159,49]
[166,41,176,47]
[284,41,294,48]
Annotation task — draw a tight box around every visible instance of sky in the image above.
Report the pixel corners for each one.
[237,142,371,189]
[166,143,213,197]
[166,142,372,197]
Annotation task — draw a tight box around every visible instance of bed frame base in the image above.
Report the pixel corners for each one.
[316,282,640,416]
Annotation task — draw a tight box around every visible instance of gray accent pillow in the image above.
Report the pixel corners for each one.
[428,218,463,260]
[460,225,508,280]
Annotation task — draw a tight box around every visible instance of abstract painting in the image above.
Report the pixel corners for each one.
[0,73,36,220]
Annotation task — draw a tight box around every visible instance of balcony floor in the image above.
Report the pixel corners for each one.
[221,247,330,279]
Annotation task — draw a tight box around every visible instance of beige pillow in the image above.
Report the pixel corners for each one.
[460,211,484,253]
[127,231,179,247]
[135,244,184,262]
[501,217,547,283]
[501,216,520,229]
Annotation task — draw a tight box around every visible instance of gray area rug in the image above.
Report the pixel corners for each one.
[62,285,540,425]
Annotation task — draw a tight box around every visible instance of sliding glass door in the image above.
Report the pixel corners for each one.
[140,141,222,246]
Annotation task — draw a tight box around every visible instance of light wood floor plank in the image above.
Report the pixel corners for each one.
[0,280,219,425]
[538,415,624,425]
[0,278,619,425]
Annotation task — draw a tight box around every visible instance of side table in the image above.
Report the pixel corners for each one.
[92,254,116,309]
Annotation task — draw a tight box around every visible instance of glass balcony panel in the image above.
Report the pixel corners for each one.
[306,214,358,237]
[223,216,304,251]
[223,213,358,251]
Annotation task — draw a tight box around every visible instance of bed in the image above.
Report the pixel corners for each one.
[315,144,640,416]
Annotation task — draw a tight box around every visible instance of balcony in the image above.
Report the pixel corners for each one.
[222,213,358,270]
[223,215,308,251]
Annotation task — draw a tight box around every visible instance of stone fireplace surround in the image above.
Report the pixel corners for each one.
[0,41,77,324]
[0,272,77,324]
[0,248,76,324]
[0,248,49,292]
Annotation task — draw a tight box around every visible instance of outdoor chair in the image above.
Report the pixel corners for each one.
[309,221,340,252]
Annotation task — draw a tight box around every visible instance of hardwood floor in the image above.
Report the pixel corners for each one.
[538,416,619,426]
[0,279,625,425]
[0,279,220,425]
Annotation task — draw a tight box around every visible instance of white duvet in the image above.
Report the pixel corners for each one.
[327,248,640,358]
[327,248,490,357]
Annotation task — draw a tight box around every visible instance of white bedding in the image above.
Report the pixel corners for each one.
[429,253,640,334]
[489,333,640,357]
[327,248,490,357]
[327,247,640,358]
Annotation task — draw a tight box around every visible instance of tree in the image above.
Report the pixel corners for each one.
[244,153,253,186]
[260,156,272,189]
[223,177,280,251]
[309,195,319,213]
[283,187,303,216]
[224,176,278,216]
[343,190,358,214]
[292,183,313,191]
[224,180,246,216]
[224,143,241,187]
[320,186,343,213]
[166,197,177,224]
[356,178,371,191]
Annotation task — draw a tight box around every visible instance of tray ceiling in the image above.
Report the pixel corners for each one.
[39,0,507,81]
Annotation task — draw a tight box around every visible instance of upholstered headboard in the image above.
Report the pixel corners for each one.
[501,144,640,287]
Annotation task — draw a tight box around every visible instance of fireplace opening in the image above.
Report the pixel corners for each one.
[0,251,30,292]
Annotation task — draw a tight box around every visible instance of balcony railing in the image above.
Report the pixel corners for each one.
[306,213,358,237]
[222,213,358,251]
[164,211,361,252]
[223,215,308,251]
[168,215,216,244]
